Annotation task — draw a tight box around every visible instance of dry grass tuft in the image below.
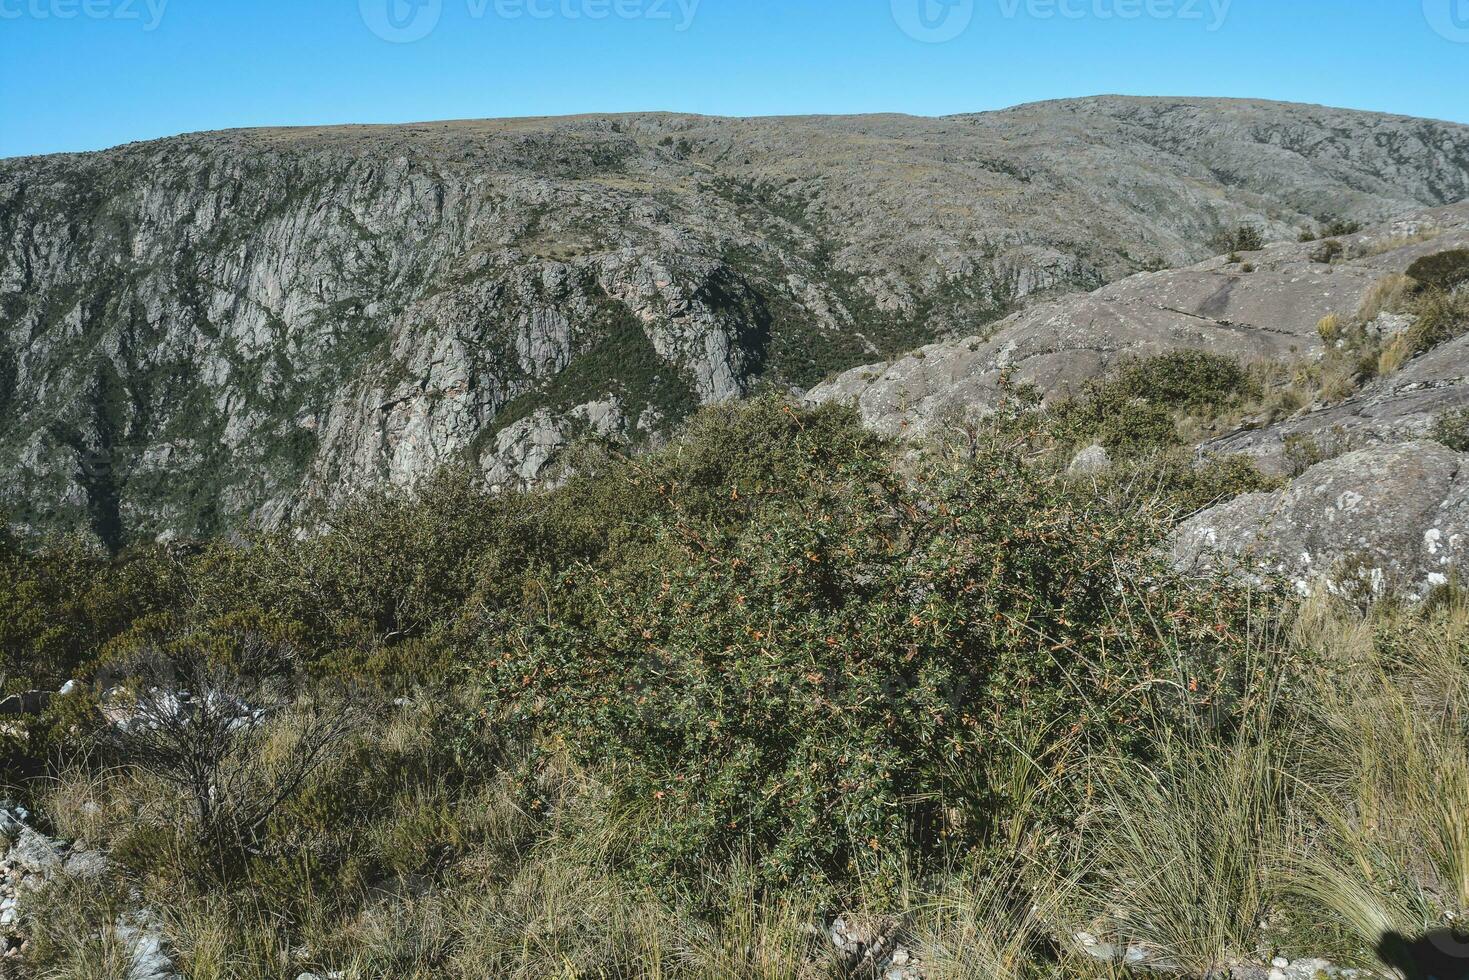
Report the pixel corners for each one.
[1356,274,1418,324]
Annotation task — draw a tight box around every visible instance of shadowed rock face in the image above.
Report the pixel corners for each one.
[808,203,1469,437]
[4,97,1469,540]
[1173,442,1468,601]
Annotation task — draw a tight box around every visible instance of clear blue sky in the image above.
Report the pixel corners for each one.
[3,0,1467,158]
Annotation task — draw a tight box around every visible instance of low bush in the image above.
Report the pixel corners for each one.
[1211,224,1265,255]
[485,399,1260,894]
[1050,351,1262,455]
[0,538,184,692]
[1311,239,1345,264]
[1434,410,1469,453]
[1406,248,1469,293]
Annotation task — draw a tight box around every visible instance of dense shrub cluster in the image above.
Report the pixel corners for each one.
[1049,351,1262,455]
[0,396,1273,897]
[0,536,184,692]
[1407,248,1469,293]
[1210,224,1265,255]
[484,399,1255,890]
[5,390,1468,978]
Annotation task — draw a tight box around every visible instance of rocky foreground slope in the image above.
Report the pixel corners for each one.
[4,97,1469,543]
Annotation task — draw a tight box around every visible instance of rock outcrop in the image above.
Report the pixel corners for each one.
[808,204,1469,437]
[5,98,1469,541]
[1173,442,1468,600]
[0,802,175,977]
[1203,329,1469,472]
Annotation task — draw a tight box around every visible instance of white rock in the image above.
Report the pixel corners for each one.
[64,849,109,880]
[9,829,61,875]
[1069,444,1112,476]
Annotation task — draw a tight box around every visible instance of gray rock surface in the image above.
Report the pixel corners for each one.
[481,396,627,489]
[1068,444,1112,476]
[1205,329,1469,473]
[1173,441,1468,599]
[0,804,178,978]
[809,204,1469,436]
[6,829,61,876]
[5,97,1469,540]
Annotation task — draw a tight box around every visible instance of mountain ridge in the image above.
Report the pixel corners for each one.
[4,96,1469,543]
[16,94,1468,162]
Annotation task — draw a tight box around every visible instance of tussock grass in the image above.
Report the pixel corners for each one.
[913,864,1062,980]
[1357,273,1417,324]
[10,399,1469,980]
[1348,227,1443,260]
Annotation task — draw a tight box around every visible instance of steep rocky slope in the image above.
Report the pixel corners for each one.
[4,97,1469,542]
[808,202,1469,437]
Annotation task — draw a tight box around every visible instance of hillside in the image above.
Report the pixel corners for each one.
[809,201,1469,447]
[4,97,1469,543]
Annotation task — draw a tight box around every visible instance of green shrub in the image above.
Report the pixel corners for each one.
[1406,249,1469,293]
[1211,225,1265,255]
[1433,410,1469,453]
[1321,218,1362,238]
[1050,352,1261,456]
[1311,239,1345,264]
[484,401,1256,894]
[0,538,184,691]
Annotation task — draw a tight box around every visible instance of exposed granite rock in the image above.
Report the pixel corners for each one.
[809,204,1469,436]
[1069,444,1113,476]
[1205,330,1469,473]
[1173,441,1467,600]
[5,830,60,876]
[5,98,1469,540]
[481,396,627,490]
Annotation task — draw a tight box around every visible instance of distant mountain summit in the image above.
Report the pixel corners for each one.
[3,97,1469,542]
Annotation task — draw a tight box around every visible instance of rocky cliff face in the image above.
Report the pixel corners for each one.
[4,97,1469,542]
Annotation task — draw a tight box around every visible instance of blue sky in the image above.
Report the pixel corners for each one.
[2,0,1467,157]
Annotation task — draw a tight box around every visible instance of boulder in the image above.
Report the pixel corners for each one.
[1068,444,1112,476]
[7,829,62,876]
[1173,441,1467,599]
